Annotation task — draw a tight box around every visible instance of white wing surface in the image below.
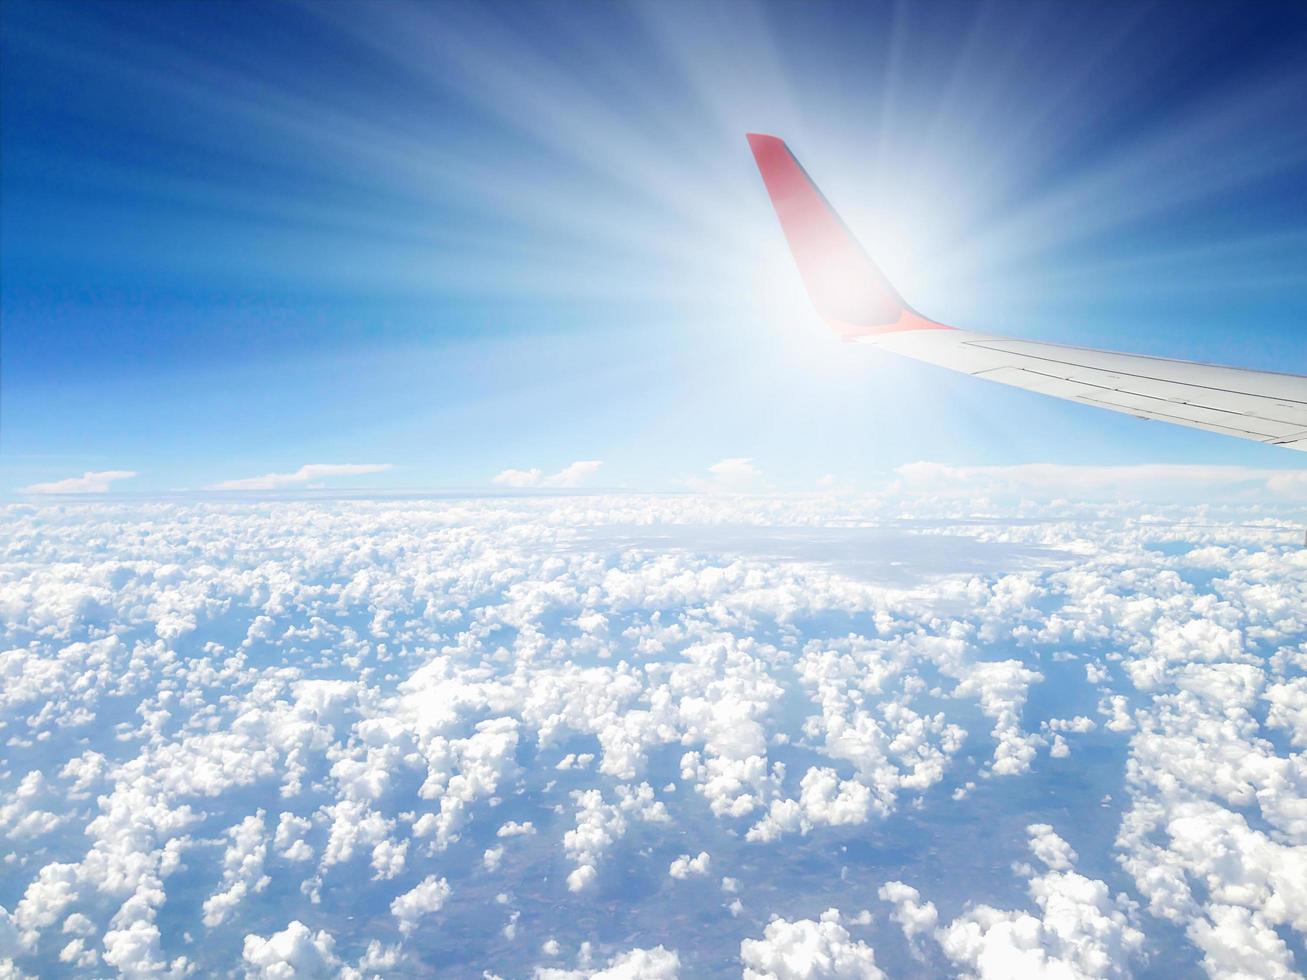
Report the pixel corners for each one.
[746,133,1307,452]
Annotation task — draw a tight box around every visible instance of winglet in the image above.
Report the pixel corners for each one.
[746,133,948,337]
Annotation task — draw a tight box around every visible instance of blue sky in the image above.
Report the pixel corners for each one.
[4,0,1307,494]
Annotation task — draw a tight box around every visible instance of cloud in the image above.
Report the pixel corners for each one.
[1265,470,1307,496]
[22,470,137,494]
[390,876,451,935]
[492,460,603,488]
[1026,824,1078,872]
[1046,716,1096,734]
[273,813,314,863]
[242,921,339,978]
[815,473,854,494]
[563,790,627,892]
[891,461,1307,502]
[707,457,762,489]
[497,820,536,838]
[741,909,884,979]
[930,825,1145,979]
[946,659,1045,776]
[3,492,1305,975]
[1188,905,1299,979]
[549,460,604,487]
[683,457,765,492]
[493,468,544,487]
[206,463,393,491]
[534,945,680,979]
[709,457,760,482]
[202,812,270,927]
[668,851,710,879]
[878,881,938,945]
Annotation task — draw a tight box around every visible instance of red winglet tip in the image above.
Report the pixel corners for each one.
[747,135,945,334]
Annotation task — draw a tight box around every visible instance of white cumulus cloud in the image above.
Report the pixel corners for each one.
[390,876,451,936]
[242,920,339,978]
[668,851,710,879]
[535,944,680,979]
[741,909,884,979]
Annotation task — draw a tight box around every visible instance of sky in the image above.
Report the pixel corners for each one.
[4,8,1307,975]
[4,0,1307,495]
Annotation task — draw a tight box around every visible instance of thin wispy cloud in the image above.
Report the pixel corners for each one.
[709,457,762,486]
[683,457,765,493]
[207,463,393,491]
[492,460,603,489]
[22,470,138,494]
[893,461,1307,501]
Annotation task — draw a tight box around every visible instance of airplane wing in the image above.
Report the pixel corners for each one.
[746,132,1307,452]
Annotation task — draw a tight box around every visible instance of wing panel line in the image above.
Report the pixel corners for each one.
[961,340,1307,407]
[972,365,1307,434]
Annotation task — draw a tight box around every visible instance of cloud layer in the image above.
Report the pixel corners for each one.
[0,492,1303,976]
